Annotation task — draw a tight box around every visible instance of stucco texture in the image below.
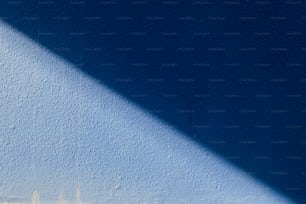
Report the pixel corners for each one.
[0,21,293,204]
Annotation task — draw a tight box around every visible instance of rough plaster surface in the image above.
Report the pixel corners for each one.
[0,21,294,204]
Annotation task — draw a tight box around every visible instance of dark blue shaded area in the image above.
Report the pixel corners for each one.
[1,0,305,202]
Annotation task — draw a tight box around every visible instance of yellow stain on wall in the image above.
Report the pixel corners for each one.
[0,188,85,204]
[31,191,40,204]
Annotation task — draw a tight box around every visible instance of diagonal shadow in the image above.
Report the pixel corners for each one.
[1,1,305,203]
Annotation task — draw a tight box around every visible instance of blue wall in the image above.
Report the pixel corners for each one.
[1,1,306,203]
[0,21,294,203]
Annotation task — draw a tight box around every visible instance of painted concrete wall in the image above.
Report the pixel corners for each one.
[0,21,294,204]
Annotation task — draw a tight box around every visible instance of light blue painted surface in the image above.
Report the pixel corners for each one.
[0,21,294,204]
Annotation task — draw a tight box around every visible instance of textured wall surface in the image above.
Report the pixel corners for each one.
[0,21,295,204]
